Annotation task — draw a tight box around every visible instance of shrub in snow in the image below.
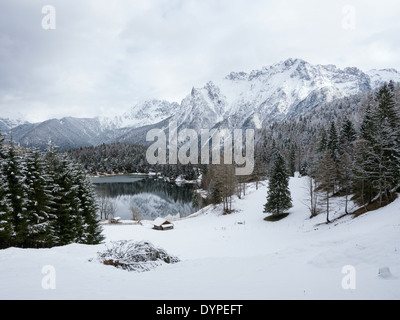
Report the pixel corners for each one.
[97,240,179,272]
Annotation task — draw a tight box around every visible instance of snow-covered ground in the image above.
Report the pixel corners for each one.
[0,175,399,300]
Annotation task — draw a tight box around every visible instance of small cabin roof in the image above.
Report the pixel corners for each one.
[153,217,173,227]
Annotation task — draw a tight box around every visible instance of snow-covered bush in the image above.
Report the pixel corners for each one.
[97,240,179,272]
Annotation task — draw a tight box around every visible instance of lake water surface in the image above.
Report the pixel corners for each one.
[91,175,198,220]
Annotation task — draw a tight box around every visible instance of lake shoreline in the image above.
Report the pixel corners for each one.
[89,172,201,186]
[99,204,211,225]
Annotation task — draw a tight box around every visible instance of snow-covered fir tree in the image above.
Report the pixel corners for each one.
[264,153,293,216]
[4,142,29,246]
[0,171,12,248]
[73,163,104,244]
[339,117,357,154]
[0,137,12,248]
[24,147,56,247]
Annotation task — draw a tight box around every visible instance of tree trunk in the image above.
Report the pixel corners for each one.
[326,190,330,223]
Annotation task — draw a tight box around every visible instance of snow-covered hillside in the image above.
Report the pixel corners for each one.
[0,175,399,300]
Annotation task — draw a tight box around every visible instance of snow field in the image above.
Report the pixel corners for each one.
[0,176,399,300]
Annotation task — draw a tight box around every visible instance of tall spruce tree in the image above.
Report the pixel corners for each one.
[74,163,104,244]
[338,151,353,214]
[4,142,29,246]
[24,148,56,247]
[327,121,339,162]
[0,171,12,248]
[339,117,357,154]
[353,138,375,206]
[51,153,83,245]
[0,137,12,248]
[208,165,223,205]
[318,128,328,153]
[289,144,296,177]
[264,153,293,216]
[338,117,357,213]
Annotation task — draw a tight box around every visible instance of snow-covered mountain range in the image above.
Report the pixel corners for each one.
[2,58,400,149]
[0,118,29,136]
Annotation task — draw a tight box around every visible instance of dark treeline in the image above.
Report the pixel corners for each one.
[68,143,148,174]
[0,140,104,249]
[68,142,200,181]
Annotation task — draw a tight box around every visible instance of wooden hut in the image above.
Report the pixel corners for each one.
[153,218,174,231]
[110,217,121,224]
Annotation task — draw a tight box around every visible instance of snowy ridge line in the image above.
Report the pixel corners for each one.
[4,58,400,150]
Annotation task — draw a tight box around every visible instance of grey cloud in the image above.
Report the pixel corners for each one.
[0,0,399,122]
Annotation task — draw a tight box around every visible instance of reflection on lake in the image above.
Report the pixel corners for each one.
[91,175,198,220]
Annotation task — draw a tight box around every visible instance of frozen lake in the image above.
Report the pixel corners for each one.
[90,175,198,221]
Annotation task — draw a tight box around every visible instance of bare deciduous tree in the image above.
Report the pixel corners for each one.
[129,200,142,222]
[316,151,336,223]
[100,197,117,221]
[305,176,321,218]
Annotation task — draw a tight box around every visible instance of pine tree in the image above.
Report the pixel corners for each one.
[4,143,28,246]
[208,165,223,205]
[339,117,357,154]
[317,128,328,153]
[289,144,296,177]
[327,122,339,162]
[264,153,293,216]
[338,151,353,214]
[338,117,357,213]
[353,139,375,206]
[192,192,201,210]
[74,163,104,244]
[352,102,376,205]
[24,148,56,247]
[0,171,12,248]
[55,154,84,245]
[43,148,78,245]
[0,138,12,248]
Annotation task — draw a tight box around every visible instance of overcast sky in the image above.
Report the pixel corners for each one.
[1,0,400,122]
